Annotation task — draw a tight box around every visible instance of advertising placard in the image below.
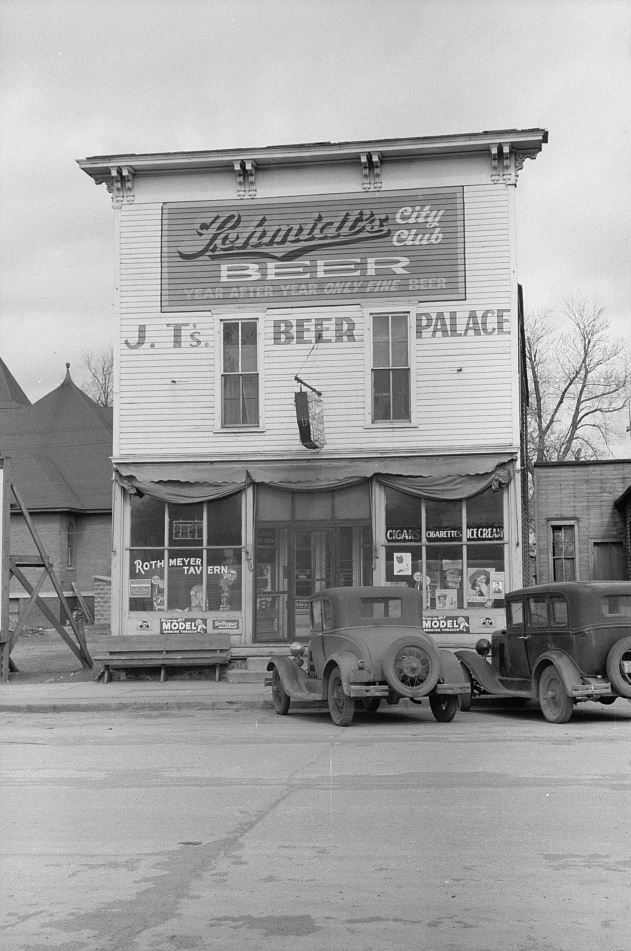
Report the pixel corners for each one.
[423,615,470,634]
[161,187,465,310]
[160,617,209,635]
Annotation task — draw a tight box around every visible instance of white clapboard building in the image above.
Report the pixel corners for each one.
[78,130,547,654]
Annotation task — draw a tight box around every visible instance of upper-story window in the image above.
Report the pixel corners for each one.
[371,313,410,422]
[222,320,259,427]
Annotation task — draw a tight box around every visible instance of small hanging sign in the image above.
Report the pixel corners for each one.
[294,384,326,449]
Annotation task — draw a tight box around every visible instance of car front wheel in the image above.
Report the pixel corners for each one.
[327,667,355,726]
[271,668,290,715]
[538,665,574,723]
[606,636,631,699]
[429,694,459,722]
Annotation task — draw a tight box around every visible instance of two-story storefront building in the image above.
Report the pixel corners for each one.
[78,129,547,655]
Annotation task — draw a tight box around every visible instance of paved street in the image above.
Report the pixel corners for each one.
[1,699,630,951]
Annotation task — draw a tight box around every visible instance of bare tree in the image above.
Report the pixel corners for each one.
[525,297,630,476]
[80,349,114,407]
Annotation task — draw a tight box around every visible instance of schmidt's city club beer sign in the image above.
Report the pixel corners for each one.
[161,188,465,310]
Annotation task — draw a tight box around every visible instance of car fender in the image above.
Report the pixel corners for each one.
[323,651,362,693]
[435,649,470,694]
[531,651,583,698]
[266,657,324,700]
[456,648,523,697]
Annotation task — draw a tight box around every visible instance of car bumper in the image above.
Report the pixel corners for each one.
[434,681,470,695]
[347,684,390,698]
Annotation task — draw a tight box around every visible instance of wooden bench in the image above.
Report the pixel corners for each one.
[92,635,232,683]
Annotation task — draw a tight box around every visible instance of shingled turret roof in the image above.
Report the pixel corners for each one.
[0,364,113,511]
[0,358,31,415]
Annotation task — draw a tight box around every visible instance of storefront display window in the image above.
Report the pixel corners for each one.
[384,486,506,609]
[128,493,242,612]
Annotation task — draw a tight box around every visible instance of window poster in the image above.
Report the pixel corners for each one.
[442,559,462,591]
[394,551,412,575]
[467,567,493,607]
[435,588,458,610]
[491,571,505,600]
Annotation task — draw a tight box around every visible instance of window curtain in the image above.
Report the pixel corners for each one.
[376,462,513,501]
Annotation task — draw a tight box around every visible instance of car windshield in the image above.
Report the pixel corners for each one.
[359,597,402,619]
[601,595,631,618]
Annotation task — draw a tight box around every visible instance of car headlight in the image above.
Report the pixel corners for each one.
[289,641,308,666]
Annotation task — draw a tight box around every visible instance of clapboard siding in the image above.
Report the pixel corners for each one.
[116,183,516,456]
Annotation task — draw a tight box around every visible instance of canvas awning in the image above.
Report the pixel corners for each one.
[114,454,515,503]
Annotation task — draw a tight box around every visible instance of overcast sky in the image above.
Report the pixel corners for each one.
[1,0,629,406]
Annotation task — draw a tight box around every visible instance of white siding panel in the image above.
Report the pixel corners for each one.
[117,183,518,456]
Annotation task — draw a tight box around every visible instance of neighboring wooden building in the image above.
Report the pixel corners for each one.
[0,361,113,626]
[78,129,547,652]
[534,460,631,583]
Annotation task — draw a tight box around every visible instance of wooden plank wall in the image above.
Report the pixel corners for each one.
[116,183,514,457]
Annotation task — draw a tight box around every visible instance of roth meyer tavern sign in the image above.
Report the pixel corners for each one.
[161,188,465,310]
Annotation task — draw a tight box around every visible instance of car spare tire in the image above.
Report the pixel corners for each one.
[382,636,441,698]
[606,636,631,699]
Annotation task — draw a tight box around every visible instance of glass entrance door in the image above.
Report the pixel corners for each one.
[291,529,334,638]
[254,523,373,642]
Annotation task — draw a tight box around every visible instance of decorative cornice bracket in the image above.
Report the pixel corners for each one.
[93,166,136,206]
[234,159,257,197]
[360,152,371,190]
[244,159,257,197]
[234,161,246,198]
[121,166,135,203]
[490,144,500,183]
[500,142,513,183]
[359,151,383,190]
[514,149,539,179]
[490,143,517,184]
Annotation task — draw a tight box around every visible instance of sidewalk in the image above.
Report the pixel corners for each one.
[0,679,271,713]
[1,628,272,713]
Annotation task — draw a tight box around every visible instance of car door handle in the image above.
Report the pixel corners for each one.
[517,635,530,640]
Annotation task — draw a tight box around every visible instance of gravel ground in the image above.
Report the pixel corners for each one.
[7,627,110,683]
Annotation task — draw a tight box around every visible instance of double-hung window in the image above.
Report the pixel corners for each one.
[221,320,259,427]
[551,524,576,580]
[371,313,410,422]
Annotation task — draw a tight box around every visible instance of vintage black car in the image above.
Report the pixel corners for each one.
[267,586,468,726]
[456,581,631,723]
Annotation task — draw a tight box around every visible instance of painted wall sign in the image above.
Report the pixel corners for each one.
[416,309,509,338]
[161,188,465,310]
[160,617,209,634]
[122,309,508,352]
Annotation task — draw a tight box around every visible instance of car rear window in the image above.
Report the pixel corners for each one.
[550,596,569,626]
[359,597,402,619]
[602,595,631,617]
